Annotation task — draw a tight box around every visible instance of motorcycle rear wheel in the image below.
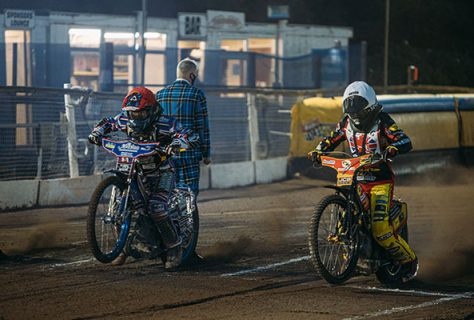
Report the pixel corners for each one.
[308,194,359,284]
[87,176,131,263]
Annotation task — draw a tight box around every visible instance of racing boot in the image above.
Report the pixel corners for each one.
[165,245,183,270]
[152,214,182,269]
[401,257,419,283]
[111,252,127,266]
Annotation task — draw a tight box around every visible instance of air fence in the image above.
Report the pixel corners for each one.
[0,86,328,181]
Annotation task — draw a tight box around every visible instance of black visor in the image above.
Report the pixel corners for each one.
[128,109,150,120]
[343,96,371,121]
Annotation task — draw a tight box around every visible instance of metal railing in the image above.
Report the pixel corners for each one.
[0,85,324,181]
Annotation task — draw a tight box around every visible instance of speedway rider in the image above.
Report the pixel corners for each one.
[88,86,199,269]
[308,81,418,282]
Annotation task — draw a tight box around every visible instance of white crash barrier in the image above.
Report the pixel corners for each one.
[255,157,288,184]
[0,158,288,210]
[37,175,104,207]
[0,179,39,210]
[210,161,255,189]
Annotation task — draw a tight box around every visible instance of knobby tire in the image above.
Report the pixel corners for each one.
[308,194,359,284]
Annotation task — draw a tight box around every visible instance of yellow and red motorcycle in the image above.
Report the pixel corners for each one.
[308,151,409,286]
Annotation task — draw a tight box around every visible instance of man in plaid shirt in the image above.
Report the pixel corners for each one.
[156,58,211,197]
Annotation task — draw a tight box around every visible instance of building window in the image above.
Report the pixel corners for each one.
[220,40,246,87]
[5,30,33,145]
[249,38,275,87]
[69,28,101,90]
[177,40,205,83]
[221,39,245,52]
[104,32,134,91]
[144,32,167,90]
[5,30,31,86]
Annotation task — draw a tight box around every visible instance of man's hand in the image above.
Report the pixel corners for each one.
[307,150,322,163]
[203,158,212,165]
[88,131,102,146]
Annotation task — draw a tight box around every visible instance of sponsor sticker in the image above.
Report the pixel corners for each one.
[322,159,336,165]
[118,142,141,152]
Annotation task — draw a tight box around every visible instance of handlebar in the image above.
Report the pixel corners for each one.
[311,150,391,171]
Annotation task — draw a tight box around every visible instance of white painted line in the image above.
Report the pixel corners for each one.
[221,255,310,277]
[343,295,472,320]
[49,258,95,268]
[349,285,474,298]
[71,240,87,245]
[205,206,314,217]
[343,287,473,320]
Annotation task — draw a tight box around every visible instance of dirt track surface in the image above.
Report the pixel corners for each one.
[1,170,473,320]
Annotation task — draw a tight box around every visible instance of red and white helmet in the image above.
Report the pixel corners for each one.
[122,87,159,135]
[122,86,157,112]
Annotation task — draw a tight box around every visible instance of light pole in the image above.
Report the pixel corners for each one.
[383,0,390,92]
[141,0,147,86]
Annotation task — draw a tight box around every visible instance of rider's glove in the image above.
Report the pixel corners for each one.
[166,140,182,155]
[307,150,322,163]
[386,146,398,158]
[88,131,102,146]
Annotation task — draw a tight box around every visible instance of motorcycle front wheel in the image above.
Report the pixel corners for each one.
[87,176,131,263]
[308,194,359,284]
[181,206,199,264]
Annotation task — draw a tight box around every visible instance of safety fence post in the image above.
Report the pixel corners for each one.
[64,83,79,178]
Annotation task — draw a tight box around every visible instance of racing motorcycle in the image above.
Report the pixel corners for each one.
[307,151,410,286]
[86,132,198,266]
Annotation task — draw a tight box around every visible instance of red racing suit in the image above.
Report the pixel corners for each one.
[314,112,416,264]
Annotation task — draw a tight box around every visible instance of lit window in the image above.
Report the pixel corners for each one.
[5,30,33,145]
[69,28,101,90]
[145,32,167,50]
[104,32,134,47]
[221,39,245,52]
[69,28,101,48]
[249,38,276,87]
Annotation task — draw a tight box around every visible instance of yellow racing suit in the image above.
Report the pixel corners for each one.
[312,112,416,265]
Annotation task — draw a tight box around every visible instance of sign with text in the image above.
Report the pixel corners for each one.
[178,13,207,40]
[5,10,35,29]
[207,10,245,30]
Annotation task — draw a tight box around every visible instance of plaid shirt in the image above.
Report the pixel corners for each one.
[156,79,210,161]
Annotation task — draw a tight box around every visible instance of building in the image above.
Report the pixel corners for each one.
[0,8,355,91]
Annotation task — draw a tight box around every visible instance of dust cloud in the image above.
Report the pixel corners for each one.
[202,197,298,262]
[407,166,474,281]
[416,213,474,282]
[4,223,66,255]
[202,236,254,262]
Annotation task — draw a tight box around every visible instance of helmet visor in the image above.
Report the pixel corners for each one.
[343,96,371,123]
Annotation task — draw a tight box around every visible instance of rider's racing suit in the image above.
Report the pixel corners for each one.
[314,112,416,265]
[91,111,199,250]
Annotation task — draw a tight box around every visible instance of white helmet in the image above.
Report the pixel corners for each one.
[342,81,382,131]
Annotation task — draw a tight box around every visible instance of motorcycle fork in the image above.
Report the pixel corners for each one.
[119,160,140,221]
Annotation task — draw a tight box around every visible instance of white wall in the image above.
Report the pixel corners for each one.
[0,158,288,210]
